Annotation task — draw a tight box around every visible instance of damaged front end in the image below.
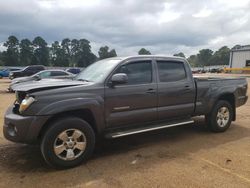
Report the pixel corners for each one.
[14,91,36,114]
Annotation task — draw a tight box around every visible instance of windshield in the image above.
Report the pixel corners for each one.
[21,66,28,71]
[75,59,121,82]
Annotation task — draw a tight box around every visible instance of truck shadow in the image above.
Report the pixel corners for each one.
[0,117,249,186]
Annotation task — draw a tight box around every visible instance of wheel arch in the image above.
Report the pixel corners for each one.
[217,93,236,121]
[38,109,100,141]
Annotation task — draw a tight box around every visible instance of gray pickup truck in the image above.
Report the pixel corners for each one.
[3,55,248,168]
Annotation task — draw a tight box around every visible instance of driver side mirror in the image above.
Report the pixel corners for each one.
[111,73,128,85]
[34,75,41,81]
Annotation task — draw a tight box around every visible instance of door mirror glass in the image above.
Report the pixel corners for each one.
[111,73,128,85]
[34,74,41,80]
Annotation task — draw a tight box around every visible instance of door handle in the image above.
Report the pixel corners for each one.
[146,89,156,94]
[182,86,191,93]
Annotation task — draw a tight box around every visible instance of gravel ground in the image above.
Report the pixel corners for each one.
[0,76,249,188]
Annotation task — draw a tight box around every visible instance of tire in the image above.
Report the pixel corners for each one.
[41,117,95,169]
[205,100,233,133]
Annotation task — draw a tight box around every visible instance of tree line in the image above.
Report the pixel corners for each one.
[173,46,233,67]
[0,35,234,67]
[0,35,118,67]
[185,46,231,67]
[139,46,232,67]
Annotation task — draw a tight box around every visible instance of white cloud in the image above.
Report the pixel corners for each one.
[37,0,102,10]
[209,36,225,45]
[0,0,250,56]
[157,3,181,23]
[192,7,212,18]
[0,43,6,51]
[218,0,250,8]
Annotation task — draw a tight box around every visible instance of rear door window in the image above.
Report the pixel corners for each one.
[51,71,68,76]
[157,61,186,82]
[39,71,51,78]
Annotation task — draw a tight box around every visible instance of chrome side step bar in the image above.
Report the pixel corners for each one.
[105,120,194,138]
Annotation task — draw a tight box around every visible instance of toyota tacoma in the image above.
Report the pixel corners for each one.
[3,55,248,168]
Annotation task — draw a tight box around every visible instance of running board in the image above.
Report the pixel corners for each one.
[105,119,194,139]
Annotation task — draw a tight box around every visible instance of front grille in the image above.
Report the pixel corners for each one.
[13,103,20,114]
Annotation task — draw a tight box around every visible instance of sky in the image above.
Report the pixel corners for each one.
[0,0,250,56]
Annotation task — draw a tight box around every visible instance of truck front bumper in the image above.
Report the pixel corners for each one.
[3,106,50,144]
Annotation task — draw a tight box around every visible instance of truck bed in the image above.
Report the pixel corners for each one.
[193,76,248,116]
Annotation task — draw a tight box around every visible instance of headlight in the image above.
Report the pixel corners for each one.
[9,72,13,76]
[19,96,35,113]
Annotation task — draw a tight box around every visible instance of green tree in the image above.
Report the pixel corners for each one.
[19,39,33,66]
[210,46,230,65]
[78,39,97,67]
[61,38,71,57]
[32,36,49,66]
[138,48,151,55]
[61,38,72,65]
[50,41,69,67]
[173,52,185,58]
[187,55,198,67]
[0,52,4,66]
[98,46,117,59]
[71,39,97,67]
[232,45,241,50]
[197,49,213,66]
[109,49,117,57]
[70,39,79,66]
[2,35,19,66]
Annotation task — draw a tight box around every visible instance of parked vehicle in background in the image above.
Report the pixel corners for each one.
[9,65,45,79]
[3,55,248,168]
[66,68,81,75]
[0,68,21,78]
[191,69,201,74]
[8,70,74,92]
[201,69,207,73]
[209,68,223,73]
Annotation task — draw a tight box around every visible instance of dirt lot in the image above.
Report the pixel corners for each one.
[0,76,249,188]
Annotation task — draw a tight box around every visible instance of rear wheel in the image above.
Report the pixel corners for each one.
[205,100,233,132]
[41,117,95,169]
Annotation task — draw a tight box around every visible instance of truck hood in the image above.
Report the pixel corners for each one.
[14,79,88,92]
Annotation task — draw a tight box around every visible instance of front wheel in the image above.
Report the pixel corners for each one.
[205,100,233,132]
[41,117,95,169]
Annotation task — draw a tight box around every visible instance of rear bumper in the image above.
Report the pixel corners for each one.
[3,106,50,144]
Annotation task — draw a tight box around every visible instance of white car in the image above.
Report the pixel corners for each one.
[9,69,74,92]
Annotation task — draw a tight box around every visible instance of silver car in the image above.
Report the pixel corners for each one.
[9,69,74,92]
